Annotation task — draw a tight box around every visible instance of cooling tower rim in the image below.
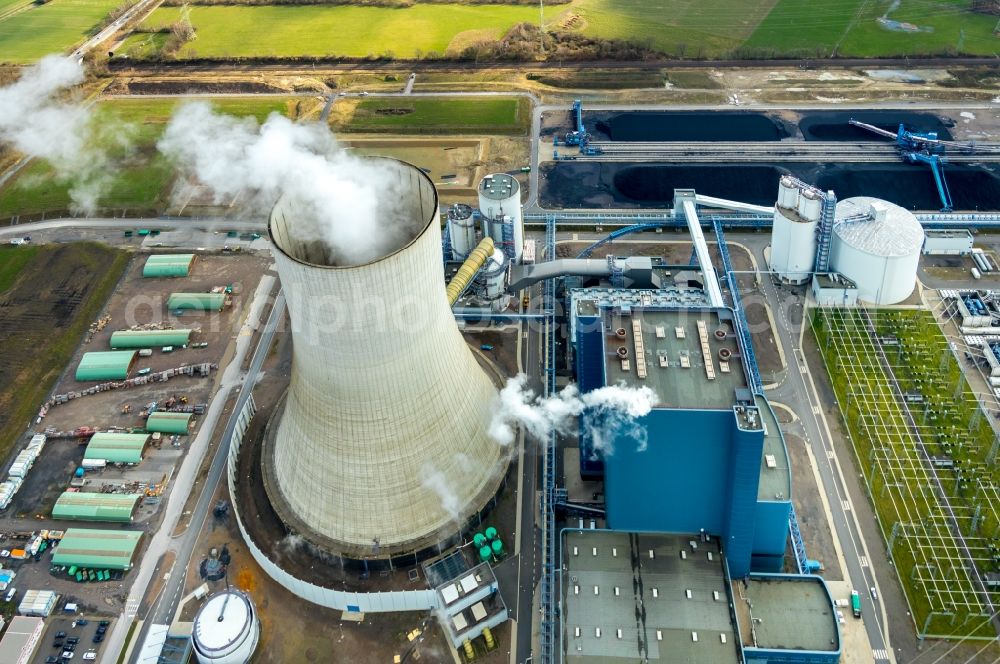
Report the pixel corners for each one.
[266,156,439,270]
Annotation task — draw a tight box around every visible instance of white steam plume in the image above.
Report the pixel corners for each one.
[0,55,123,213]
[158,102,420,266]
[489,374,656,457]
[420,453,474,523]
[421,462,461,522]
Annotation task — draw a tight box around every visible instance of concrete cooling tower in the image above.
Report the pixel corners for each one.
[264,157,507,559]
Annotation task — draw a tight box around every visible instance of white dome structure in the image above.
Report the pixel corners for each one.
[265,157,507,559]
[770,176,821,283]
[192,590,260,664]
[829,196,924,305]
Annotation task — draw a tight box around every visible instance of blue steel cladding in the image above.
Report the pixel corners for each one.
[575,313,607,478]
[725,412,766,577]
[604,409,733,538]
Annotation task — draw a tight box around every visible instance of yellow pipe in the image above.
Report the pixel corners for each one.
[446,236,495,306]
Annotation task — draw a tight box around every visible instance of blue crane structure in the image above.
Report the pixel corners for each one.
[554,100,602,157]
[848,119,983,212]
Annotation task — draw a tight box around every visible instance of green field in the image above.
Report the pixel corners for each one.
[0,0,123,63]
[569,0,778,57]
[142,3,563,58]
[0,243,128,466]
[813,307,1000,639]
[746,0,999,57]
[113,31,168,59]
[0,97,312,218]
[336,97,528,134]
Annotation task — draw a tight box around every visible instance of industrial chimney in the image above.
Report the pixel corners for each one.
[264,158,507,559]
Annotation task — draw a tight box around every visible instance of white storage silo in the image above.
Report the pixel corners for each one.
[482,247,509,311]
[478,173,523,263]
[447,203,477,260]
[769,177,819,284]
[265,158,507,559]
[191,590,260,664]
[829,196,924,305]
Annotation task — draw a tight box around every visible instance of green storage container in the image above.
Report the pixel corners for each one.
[473,533,487,548]
[479,545,492,562]
[491,539,504,556]
[485,526,498,540]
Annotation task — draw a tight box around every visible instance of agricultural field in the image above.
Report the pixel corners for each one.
[746,0,999,57]
[0,0,122,63]
[332,96,528,135]
[812,307,1000,639]
[0,243,128,465]
[0,96,318,219]
[140,3,563,59]
[126,0,999,61]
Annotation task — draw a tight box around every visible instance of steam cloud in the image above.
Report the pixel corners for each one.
[489,374,656,458]
[158,102,421,266]
[0,55,125,213]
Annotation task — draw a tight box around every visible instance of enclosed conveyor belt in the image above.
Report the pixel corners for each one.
[446,236,495,305]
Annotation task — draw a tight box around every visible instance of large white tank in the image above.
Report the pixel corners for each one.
[769,177,818,284]
[478,173,523,263]
[191,590,260,664]
[482,247,509,311]
[829,196,924,305]
[266,158,507,558]
[447,203,476,260]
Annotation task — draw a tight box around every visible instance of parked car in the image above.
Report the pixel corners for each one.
[55,632,67,639]
[4,587,15,602]
[82,652,97,661]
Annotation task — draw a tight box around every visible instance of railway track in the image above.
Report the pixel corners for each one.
[578,141,1000,163]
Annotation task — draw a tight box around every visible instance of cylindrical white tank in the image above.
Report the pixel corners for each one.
[483,247,509,311]
[191,590,260,664]
[478,173,523,263]
[777,176,799,210]
[829,196,924,305]
[797,189,822,221]
[770,180,817,284]
[447,203,476,260]
[266,158,507,558]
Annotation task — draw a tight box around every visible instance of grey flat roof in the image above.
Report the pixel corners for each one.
[925,229,972,238]
[813,272,857,290]
[756,395,791,501]
[602,309,747,410]
[734,576,838,653]
[562,531,739,664]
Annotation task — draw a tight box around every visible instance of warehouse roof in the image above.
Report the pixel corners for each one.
[562,531,738,664]
[84,432,149,464]
[0,616,44,664]
[143,253,195,277]
[76,351,136,381]
[168,292,226,310]
[53,492,140,522]
[110,329,192,349]
[600,308,748,410]
[735,575,839,654]
[146,412,192,434]
[51,528,143,570]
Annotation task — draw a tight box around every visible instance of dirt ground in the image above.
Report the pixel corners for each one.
[782,430,843,581]
[555,237,784,378]
[2,253,270,521]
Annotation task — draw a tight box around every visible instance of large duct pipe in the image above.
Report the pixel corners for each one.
[446,236,495,305]
[264,157,507,558]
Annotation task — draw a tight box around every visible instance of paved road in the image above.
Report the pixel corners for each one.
[742,236,895,663]
[72,0,164,61]
[512,282,545,664]
[98,276,281,664]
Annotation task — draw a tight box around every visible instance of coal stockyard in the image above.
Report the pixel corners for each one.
[540,161,1000,211]
[544,109,1000,211]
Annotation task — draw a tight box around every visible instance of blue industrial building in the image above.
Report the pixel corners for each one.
[570,295,792,578]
